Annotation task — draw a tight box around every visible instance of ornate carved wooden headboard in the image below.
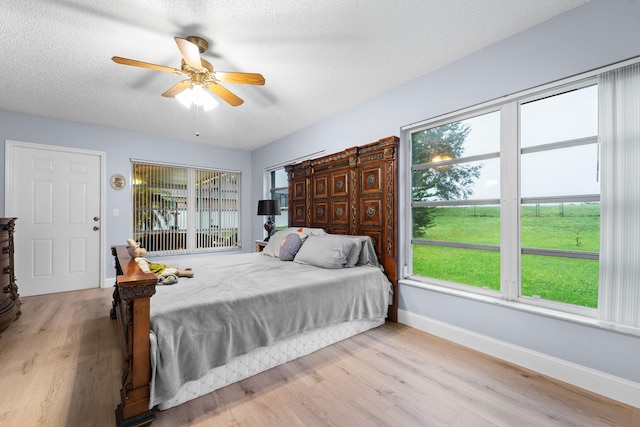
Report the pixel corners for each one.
[286,136,399,321]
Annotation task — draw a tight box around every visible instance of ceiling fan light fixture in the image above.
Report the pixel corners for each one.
[192,84,218,111]
[175,89,193,109]
[175,84,218,111]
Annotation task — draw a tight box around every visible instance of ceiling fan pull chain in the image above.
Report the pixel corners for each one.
[195,104,200,137]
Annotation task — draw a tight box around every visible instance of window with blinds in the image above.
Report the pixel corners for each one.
[131,161,240,254]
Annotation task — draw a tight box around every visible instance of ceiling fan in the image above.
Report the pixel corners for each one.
[112,36,265,107]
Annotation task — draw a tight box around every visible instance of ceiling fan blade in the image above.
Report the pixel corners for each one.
[215,72,265,86]
[207,83,244,106]
[161,80,192,98]
[174,37,202,69]
[112,56,182,74]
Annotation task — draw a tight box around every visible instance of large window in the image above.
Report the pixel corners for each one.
[408,81,600,315]
[132,161,240,254]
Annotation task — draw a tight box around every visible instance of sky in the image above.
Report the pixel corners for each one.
[436,84,599,200]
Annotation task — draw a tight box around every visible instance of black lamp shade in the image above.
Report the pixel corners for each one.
[257,199,281,216]
[257,200,281,241]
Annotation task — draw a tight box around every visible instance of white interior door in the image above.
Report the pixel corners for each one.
[5,141,104,296]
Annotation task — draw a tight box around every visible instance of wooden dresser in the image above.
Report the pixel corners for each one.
[0,218,20,335]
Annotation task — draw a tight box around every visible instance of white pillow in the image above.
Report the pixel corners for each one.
[293,234,358,269]
[340,235,380,267]
[262,227,326,257]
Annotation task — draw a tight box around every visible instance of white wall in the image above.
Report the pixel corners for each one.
[250,0,640,399]
[0,112,254,271]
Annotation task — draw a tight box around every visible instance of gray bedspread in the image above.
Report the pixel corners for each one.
[148,252,391,407]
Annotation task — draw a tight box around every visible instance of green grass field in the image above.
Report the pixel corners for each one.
[412,203,599,308]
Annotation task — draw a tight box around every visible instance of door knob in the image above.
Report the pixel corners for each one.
[93,226,100,231]
[93,216,100,221]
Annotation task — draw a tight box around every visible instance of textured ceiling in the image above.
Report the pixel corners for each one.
[0,1,588,151]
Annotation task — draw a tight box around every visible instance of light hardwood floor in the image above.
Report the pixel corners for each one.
[0,287,637,427]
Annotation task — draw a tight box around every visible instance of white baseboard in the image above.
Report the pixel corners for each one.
[398,309,640,409]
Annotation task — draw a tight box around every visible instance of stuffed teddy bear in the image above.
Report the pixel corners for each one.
[127,239,194,285]
[127,238,147,258]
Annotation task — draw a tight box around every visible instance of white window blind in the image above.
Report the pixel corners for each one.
[132,161,240,254]
[598,62,640,329]
[194,168,239,250]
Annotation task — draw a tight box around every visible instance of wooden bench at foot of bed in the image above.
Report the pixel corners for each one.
[111,245,157,427]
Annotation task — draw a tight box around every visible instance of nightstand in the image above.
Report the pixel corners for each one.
[255,240,267,252]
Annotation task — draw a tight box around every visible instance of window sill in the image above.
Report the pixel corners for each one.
[399,278,640,338]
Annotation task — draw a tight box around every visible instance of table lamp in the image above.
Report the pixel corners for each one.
[257,199,281,241]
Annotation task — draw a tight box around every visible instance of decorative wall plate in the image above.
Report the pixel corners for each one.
[110,174,126,190]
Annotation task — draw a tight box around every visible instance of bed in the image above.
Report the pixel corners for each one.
[111,136,399,427]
